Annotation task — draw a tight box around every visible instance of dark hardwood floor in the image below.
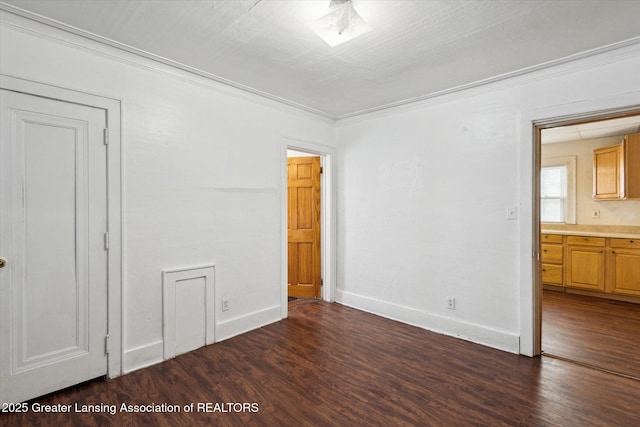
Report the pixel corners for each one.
[542,289,640,379]
[3,300,639,426]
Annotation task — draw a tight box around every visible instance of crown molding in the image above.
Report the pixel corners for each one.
[0,2,336,121]
[2,1,639,124]
[335,36,640,123]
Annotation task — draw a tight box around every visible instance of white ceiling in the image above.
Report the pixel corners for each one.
[542,115,640,144]
[2,0,640,119]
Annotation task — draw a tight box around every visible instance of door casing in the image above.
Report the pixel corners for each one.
[0,74,123,377]
[1,89,109,404]
[281,138,337,318]
[523,103,640,357]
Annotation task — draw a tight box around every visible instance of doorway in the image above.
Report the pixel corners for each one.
[287,152,322,299]
[0,75,122,404]
[0,89,108,403]
[535,110,640,379]
[280,140,336,318]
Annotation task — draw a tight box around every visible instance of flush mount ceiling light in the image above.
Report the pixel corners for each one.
[309,0,371,47]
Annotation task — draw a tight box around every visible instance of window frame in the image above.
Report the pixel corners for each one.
[540,156,576,224]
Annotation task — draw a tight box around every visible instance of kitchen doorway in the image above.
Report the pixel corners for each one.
[535,110,640,379]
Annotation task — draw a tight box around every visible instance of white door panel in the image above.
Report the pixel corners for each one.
[0,89,108,404]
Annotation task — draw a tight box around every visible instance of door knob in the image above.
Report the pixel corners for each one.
[0,259,6,268]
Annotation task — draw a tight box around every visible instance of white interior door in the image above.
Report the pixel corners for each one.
[0,89,108,404]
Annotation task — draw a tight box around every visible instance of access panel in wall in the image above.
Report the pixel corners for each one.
[163,265,215,359]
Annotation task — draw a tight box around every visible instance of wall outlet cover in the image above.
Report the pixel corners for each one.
[447,297,456,310]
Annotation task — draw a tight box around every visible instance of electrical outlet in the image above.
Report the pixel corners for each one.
[591,209,600,219]
[222,299,230,312]
[447,297,456,310]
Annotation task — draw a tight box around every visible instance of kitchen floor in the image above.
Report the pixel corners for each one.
[542,289,640,379]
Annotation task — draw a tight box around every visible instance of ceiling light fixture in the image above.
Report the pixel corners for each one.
[309,0,371,47]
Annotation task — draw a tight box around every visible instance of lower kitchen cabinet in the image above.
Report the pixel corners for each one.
[543,233,640,300]
[609,238,640,296]
[541,263,563,285]
[566,244,606,291]
[541,235,564,286]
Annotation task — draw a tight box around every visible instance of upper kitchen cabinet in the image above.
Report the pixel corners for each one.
[593,132,640,200]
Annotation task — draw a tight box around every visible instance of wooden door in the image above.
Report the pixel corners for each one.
[288,156,321,298]
[0,90,108,404]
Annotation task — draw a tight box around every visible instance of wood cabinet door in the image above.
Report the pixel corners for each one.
[609,249,640,296]
[287,157,321,298]
[624,133,640,199]
[566,246,605,291]
[593,144,623,199]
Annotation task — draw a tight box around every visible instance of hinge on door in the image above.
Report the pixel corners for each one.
[320,278,324,287]
[104,232,110,250]
[320,166,323,174]
[104,335,110,355]
[103,128,109,145]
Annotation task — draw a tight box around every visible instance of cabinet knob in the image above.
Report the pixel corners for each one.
[543,249,547,253]
[584,238,589,241]
[630,240,635,243]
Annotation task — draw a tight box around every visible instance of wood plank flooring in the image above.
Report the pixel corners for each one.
[3,300,640,426]
[542,289,640,379]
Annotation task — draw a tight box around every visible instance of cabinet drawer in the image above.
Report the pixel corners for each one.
[567,235,605,247]
[541,244,563,264]
[541,234,563,244]
[610,238,640,249]
[541,264,563,285]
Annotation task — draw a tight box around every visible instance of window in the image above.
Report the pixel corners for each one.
[540,166,566,222]
[540,156,576,224]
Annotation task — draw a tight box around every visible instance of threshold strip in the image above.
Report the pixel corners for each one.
[542,352,640,382]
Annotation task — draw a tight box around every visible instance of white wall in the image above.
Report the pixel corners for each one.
[3,8,640,368]
[0,13,334,372]
[542,136,640,225]
[335,43,640,354]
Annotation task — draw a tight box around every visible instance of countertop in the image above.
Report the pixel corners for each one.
[541,225,640,239]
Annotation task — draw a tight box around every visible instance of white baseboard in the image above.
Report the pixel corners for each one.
[123,340,164,373]
[336,290,519,354]
[122,305,281,374]
[216,305,281,342]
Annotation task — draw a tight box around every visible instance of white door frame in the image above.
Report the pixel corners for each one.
[280,137,337,318]
[0,74,123,377]
[518,96,640,357]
